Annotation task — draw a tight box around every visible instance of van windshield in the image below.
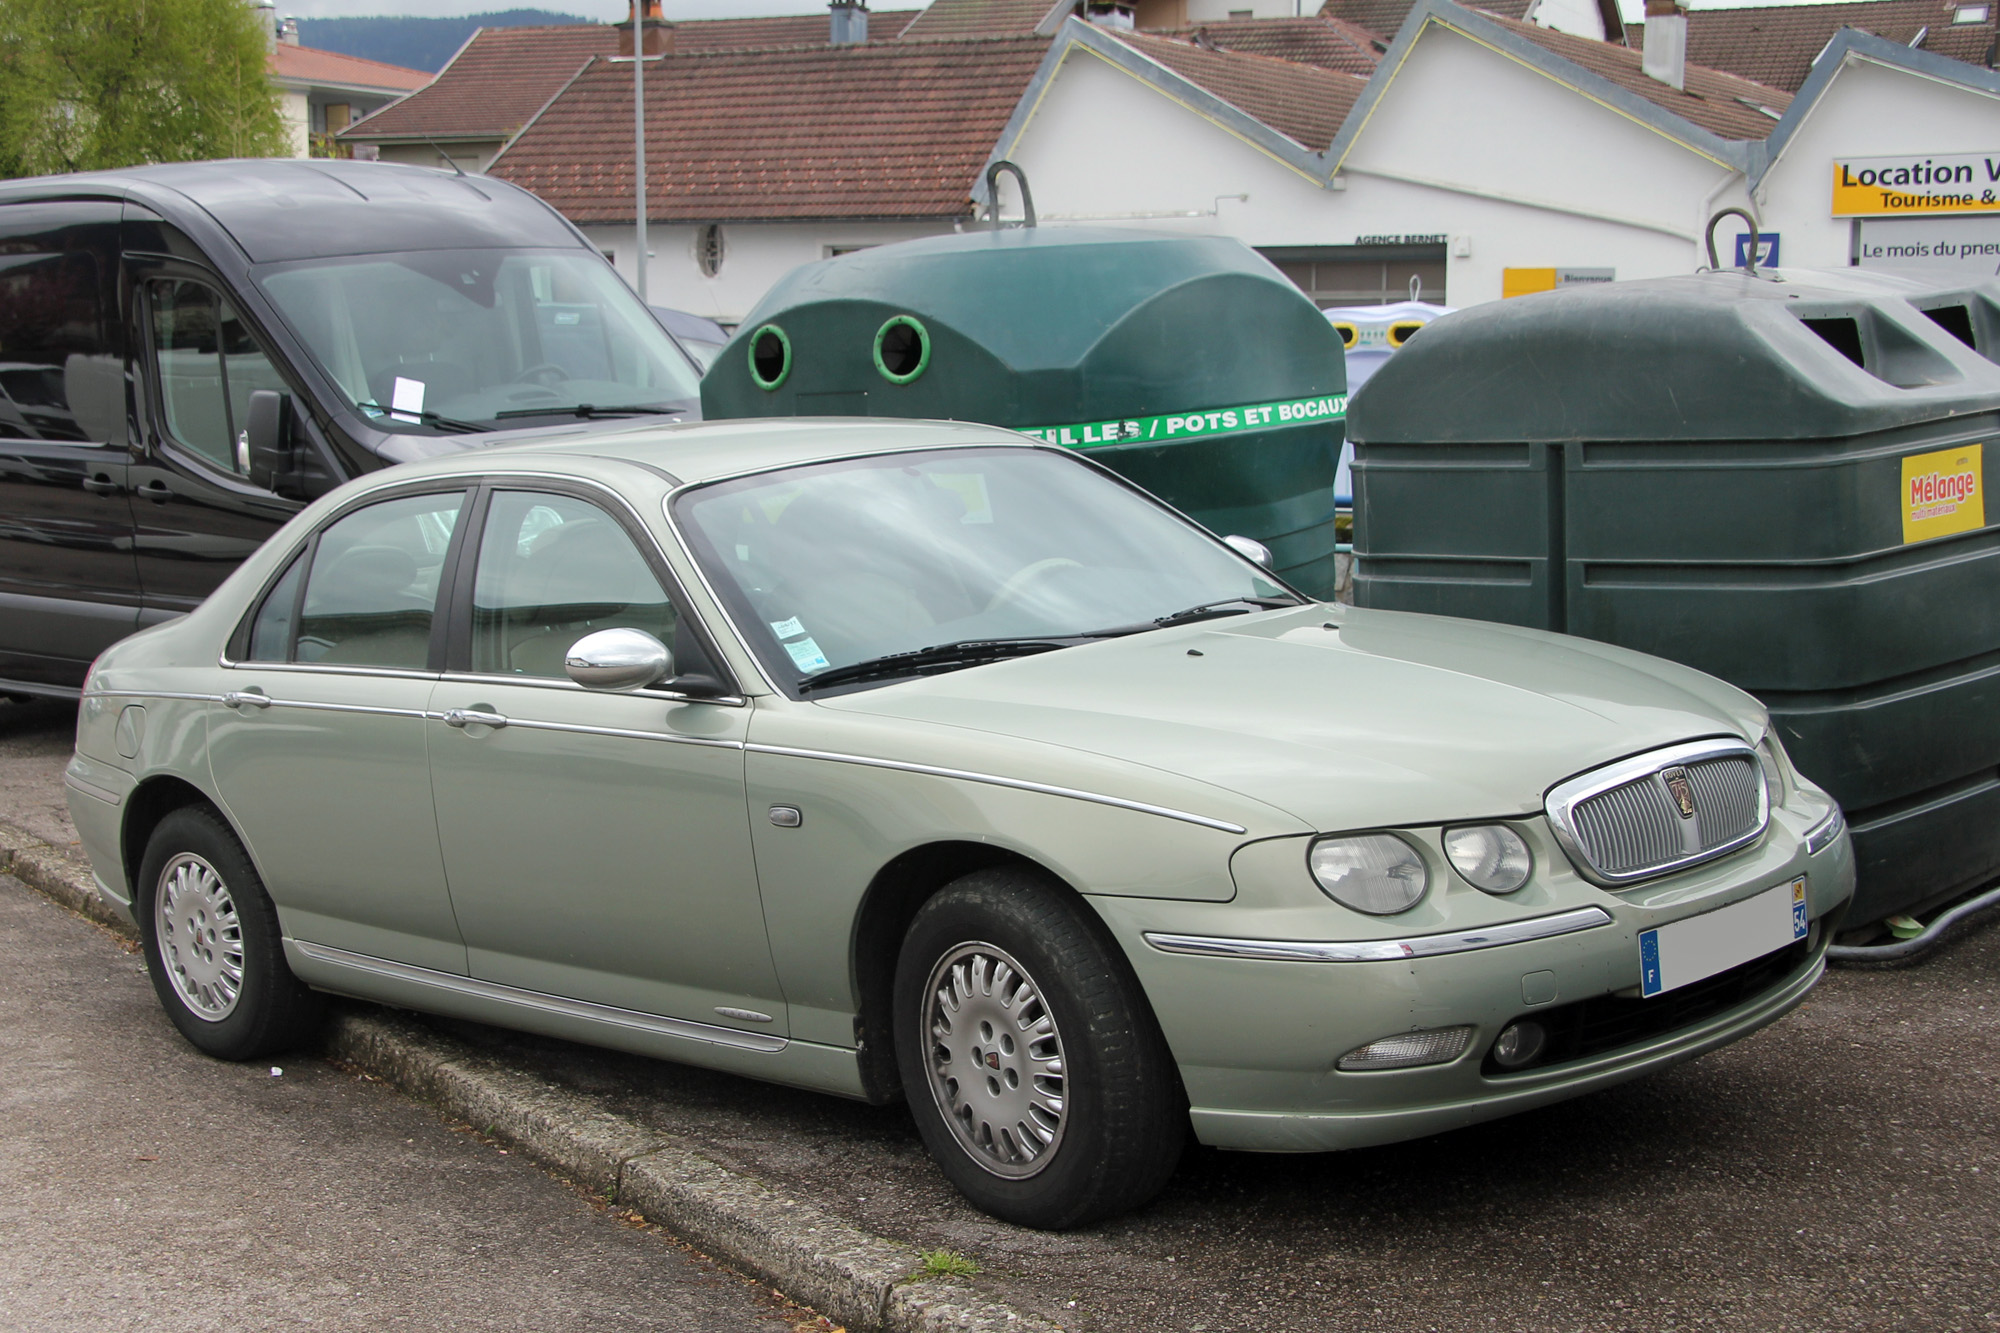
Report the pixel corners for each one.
[255,248,701,431]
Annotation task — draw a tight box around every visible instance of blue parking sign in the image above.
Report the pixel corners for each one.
[1735,233,1780,269]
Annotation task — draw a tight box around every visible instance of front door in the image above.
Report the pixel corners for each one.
[426,485,784,1033]
[207,486,470,974]
[125,261,303,622]
[0,200,138,691]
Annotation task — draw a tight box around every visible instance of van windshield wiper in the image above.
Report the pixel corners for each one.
[1083,595,1305,639]
[797,638,1073,694]
[490,403,685,421]
[354,401,485,433]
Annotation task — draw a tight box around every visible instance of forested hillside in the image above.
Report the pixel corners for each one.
[297,10,592,72]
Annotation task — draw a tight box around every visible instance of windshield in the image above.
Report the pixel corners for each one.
[675,447,1296,693]
[256,248,702,431]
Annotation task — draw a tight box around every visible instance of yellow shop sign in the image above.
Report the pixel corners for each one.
[1901,444,1985,545]
[1833,153,2000,217]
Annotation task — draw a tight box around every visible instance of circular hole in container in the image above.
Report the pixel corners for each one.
[748,324,791,391]
[873,315,930,384]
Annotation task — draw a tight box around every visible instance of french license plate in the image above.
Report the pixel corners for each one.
[1639,877,1809,998]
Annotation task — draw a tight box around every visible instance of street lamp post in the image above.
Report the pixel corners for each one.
[632,0,648,304]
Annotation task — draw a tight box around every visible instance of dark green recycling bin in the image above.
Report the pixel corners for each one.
[701,227,1348,596]
[1349,269,2000,925]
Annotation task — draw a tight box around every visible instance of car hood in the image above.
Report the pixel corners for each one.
[819,605,1766,833]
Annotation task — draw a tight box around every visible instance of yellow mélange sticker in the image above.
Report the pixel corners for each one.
[1901,443,1986,544]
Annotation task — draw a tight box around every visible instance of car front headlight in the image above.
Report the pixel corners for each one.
[1308,833,1428,914]
[1442,824,1533,894]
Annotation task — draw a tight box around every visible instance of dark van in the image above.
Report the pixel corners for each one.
[0,159,704,698]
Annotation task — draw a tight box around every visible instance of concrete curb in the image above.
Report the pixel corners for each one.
[4,820,1056,1333]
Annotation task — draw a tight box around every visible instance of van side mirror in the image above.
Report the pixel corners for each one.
[246,390,295,492]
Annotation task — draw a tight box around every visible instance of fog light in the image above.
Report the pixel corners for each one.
[1491,1020,1547,1069]
[1337,1025,1474,1071]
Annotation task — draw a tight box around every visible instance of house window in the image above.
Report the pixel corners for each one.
[1953,4,1987,21]
[695,224,725,278]
[1257,243,1449,308]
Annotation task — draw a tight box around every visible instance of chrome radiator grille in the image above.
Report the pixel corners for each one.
[1546,741,1767,885]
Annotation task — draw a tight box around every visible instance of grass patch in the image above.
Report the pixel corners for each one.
[918,1248,980,1278]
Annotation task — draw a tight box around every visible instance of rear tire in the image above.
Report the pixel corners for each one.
[137,806,323,1060]
[893,867,1185,1228]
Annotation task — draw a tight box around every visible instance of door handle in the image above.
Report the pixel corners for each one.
[81,474,121,495]
[222,690,271,709]
[442,707,508,729]
[136,480,173,504]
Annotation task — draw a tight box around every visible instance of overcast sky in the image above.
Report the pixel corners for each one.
[279,0,1918,25]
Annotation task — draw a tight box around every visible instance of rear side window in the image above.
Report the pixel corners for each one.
[0,221,121,444]
[149,279,286,475]
[245,492,463,669]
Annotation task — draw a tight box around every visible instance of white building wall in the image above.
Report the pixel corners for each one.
[1183,0,1312,19]
[582,219,963,325]
[280,89,311,158]
[1755,54,2000,272]
[1002,33,1745,305]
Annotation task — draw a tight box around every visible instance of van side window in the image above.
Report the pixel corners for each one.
[0,250,121,445]
[148,279,285,475]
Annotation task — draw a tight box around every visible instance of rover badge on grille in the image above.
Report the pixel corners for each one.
[1662,767,1696,819]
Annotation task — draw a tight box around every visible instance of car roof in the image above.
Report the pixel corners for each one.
[0,159,582,263]
[397,417,1042,489]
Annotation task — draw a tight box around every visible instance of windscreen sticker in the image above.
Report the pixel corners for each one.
[391,376,427,417]
[1016,394,1347,450]
[783,636,831,673]
[1901,443,1984,544]
[769,616,805,639]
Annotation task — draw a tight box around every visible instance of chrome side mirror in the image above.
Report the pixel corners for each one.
[565,628,672,692]
[1223,534,1273,568]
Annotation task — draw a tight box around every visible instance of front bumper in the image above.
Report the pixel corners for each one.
[1090,809,1855,1153]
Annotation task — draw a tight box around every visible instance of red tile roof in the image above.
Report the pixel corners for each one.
[898,0,1067,38]
[1318,0,1535,40]
[1111,30,1369,149]
[344,13,921,142]
[486,37,1050,222]
[269,43,430,93]
[1625,0,1996,92]
[1148,16,1383,76]
[1485,12,1794,139]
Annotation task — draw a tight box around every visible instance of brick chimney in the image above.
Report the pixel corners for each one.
[1642,0,1687,90]
[617,0,674,57]
[830,0,870,45]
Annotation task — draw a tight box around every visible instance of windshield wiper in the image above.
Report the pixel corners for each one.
[1082,595,1306,639]
[354,401,486,433]
[797,638,1073,694]
[490,403,686,422]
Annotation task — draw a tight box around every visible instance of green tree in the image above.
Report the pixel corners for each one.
[0,0,288,178]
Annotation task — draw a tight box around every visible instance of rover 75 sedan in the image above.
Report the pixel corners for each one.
[65,418,1855,1227]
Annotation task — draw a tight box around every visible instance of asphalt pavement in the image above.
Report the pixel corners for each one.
[0,700,820,1333]
[4,696,1998,1332]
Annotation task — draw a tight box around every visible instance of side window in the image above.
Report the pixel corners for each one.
[246,552,306,661]
[286,492,463,670]
[0,249,120,445]
[470,491,684,679]
[149,279,284,475]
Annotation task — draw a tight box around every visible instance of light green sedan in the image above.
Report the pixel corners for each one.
[66,419,1855,1228]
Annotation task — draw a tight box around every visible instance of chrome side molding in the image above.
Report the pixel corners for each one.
[1144,906,1615,963]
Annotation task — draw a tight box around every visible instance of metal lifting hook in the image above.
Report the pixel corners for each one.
[985,160,1037,230]
[1705,207,1762,275]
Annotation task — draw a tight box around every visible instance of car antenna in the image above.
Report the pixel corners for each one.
[425,138,468,177]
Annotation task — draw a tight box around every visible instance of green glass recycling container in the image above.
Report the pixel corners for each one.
[700,227,1348,596]
[1348,269,2000,925]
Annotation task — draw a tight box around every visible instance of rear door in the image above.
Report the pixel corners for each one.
[0,200,138,692]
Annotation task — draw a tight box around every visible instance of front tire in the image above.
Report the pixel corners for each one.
[893,868,1185,1228]
[137,806,323,1060]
